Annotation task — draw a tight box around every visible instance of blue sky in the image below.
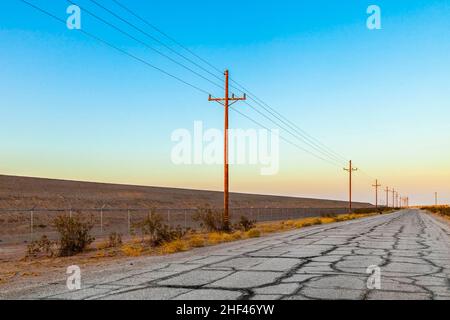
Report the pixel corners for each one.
[1,0,449,205]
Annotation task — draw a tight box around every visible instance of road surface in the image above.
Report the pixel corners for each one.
[2,209,450,300]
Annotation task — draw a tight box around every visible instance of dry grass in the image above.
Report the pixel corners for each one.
[187,235,205,248]
[120,243,144,257]
[160,240,188,254]
[246,229,261,238]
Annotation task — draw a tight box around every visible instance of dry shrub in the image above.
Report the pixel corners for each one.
[26,235,58,258]
[193,208,227,232]
[246,229,261,238]
[108,232,123,248]
[54,215,95,257]
[135,212,187,247]
[121,243,143,257]
[234,216,256,232]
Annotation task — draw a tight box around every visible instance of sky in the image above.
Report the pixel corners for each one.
[0,0,449,206]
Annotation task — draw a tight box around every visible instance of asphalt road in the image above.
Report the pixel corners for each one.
[2,209,450,300]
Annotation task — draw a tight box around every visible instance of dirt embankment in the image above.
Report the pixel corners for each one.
[0,175,372,210]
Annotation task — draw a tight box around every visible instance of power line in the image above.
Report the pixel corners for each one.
[68,0,348,167]
[111,0,224,75]
[21,0,391,185]
[87,0,225,84]
[230,107,344,168]
[19,0,345,170]
[19,0,212,95]
[102,0,350,166]
[65,0,224,91]
[242,100,345,167]
[230,81,349,163]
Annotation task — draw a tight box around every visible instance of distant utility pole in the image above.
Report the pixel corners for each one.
[392,188,396,208]
[395,192,399,208]
[208,69,246,229]
[435,192,438,206]
[343,160,358,213]
[372,179,381,209]
[385,187,390,208]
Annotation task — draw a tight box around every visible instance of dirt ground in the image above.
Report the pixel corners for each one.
[0,174,372,210]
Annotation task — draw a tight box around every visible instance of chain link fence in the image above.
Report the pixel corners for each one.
[0,207,354,245]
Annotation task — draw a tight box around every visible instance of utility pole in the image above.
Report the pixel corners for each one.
[385,187,388,208]
[395,192,399,208]
[435,192,438,206]
[372,179,381,209]
[208,70,246,229]
[392,188,396,209]
[343,160,358,213]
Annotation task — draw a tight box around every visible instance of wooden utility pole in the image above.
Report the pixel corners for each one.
[385,187,390,208]
[435,192,438,206]
[344,160,358,213]
[395,192,399,208]
[372,179,381,209]
[208,70,246,229]
[392,188,396,209]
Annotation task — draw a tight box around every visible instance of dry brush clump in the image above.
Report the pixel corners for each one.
[193,208,229,232]
[54,215,95,257]
[134,212,188,247]
[26,215,95,258]
[233,215,256,232]
[26,235,58,258]
[422,206,450,217]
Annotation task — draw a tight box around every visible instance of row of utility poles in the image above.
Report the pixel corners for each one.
[211,69,416,228]
[343,161,409,213]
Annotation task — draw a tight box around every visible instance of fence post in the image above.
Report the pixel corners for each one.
[184,210,187,229]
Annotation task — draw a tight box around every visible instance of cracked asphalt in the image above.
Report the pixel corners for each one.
[2,209,450,300]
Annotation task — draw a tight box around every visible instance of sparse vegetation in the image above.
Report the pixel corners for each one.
[23,210,382,264]
[422,206,450,218]
[193,208,227,232]
[108,232,123,248]
[121,243,144,257]
[135,212,187,247]
[246,228,261,238]
[234,215,256,231]
[26,235,57,258]
[54,215,95,257]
